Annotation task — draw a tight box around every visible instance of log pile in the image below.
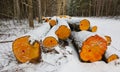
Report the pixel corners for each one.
[12,16,119,63]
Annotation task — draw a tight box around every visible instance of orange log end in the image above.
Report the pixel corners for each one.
[12,36,41,63]
[55,25,71,40]
[107,54,119,63]
[79,19,90,31]
[91,26,97,32]
[49,20,57,26]
[43,36,58,48]
[80,35,107,62]
[105,36,112,46]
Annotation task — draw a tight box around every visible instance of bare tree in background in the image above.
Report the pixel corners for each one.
[13,0,20,20]
[28,0,34,28]
[37,0,42,23]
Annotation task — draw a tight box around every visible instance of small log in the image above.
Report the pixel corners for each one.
[42,16,51,22]
[105,46,119,63]
[12,23,51,63]
[42,25,58,49]
[71,31,107,62]
[48,16,57,27]
[79,19,90,31]
[12,36,41,63]
[104,36,112,46]
[89,26,98,32]
[55,18,71,40]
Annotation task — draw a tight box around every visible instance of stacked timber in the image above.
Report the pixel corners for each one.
[12,16,119,64]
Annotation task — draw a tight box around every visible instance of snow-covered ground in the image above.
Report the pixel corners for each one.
[0,17,120,72]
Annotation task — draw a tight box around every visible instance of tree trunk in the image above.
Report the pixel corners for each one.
[37,0,42,23]
[14,0,20,20]
[28,0,34,28]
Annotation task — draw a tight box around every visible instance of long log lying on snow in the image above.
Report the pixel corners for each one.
[71,31,107,62]
[42,25,58,49]
[55,18,71,40]
[68,18,97,32]
[12,23,51,63]
[105,46,119,63]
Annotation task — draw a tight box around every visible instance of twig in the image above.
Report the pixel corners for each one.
[0,40,13,43]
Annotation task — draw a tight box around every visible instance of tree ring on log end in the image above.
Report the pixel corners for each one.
[80,35,107,62]
[43,36,58,48]
[55,25,71,40]
[12,36,41,63]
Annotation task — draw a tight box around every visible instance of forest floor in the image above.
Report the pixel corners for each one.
[0,17,120,72]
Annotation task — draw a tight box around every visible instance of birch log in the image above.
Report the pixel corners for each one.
[55,18,71,40]
[12,23,50,63]
[105,46,119,63]
[71,31,107,62]
[42,25,58,49]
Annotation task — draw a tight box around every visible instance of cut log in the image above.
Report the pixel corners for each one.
[12,23,50,63]
[79,19,90,31]
[48,16,57,27]
[55,18,71,40]
[71,31,107,62]
[89,26,98,32]
[42,25,58,49]
[68,19,97,32]
[42,16,51,22]
[12,36,41,63]
[104,36,112,46]
[105,46,119,63]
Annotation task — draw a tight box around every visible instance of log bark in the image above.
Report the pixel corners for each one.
[55,18,71,40]
[71,31,107,62]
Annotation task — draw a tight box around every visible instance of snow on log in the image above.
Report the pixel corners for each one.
[42,25,58,49]
[12,36,41,63]
[12,23,51,63]
[57,15,71,19]
[104,35,112,46]
[105,46,119,63]
[48,16,57,27]
[55,18,71,40]
[71,31,107,62]
[68,19,97,32]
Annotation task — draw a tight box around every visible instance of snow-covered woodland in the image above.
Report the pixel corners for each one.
[0,17,120,72]
[0,0,120,72]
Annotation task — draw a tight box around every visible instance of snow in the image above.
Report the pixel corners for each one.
[0,17,120,72]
